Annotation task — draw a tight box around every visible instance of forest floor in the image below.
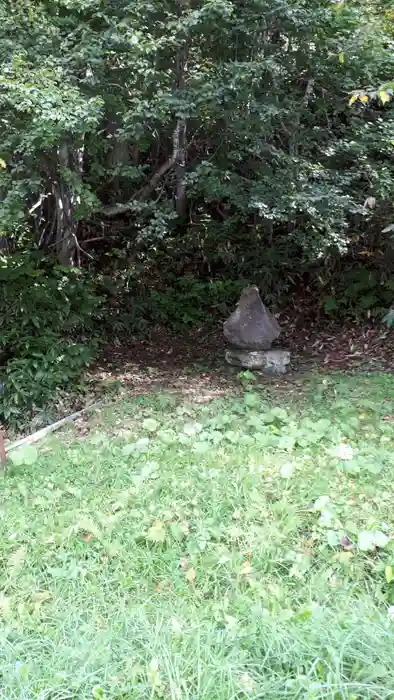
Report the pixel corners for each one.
[3,318,394,442]
[84,318,394,409]
[1,371,394,698]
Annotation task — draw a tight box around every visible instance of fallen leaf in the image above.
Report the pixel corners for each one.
[237,672,258,694]
[313,495,330,510]
[326,530,341,547]
[374,530,389,548]
[147,521,166,543]
[183,421,203,436]
[240,560,253,576]
[224,614,238,627]
[31,590,51,603]
[185,567,196,583]
[142,418,158,432]
[336,551,353,565]
[358,531,375,551]
[358,530,389,551]
[335,442,354,460]
[280,462,294,478]
[180,521,189,535]
[171,617,183,634]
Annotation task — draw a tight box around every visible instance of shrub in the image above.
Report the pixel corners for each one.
[0,343,91,424]
[0,252,103,425]
[105,275,247,335]
[322,267,394,320]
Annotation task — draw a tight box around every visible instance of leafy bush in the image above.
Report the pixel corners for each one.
[0,343,91,424]
[106,275,246,335]
[0,252,103,424]
[322,267,394,319]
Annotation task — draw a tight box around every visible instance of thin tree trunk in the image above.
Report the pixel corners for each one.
[53,182,78,266]
[173,3,188,219]
[0,235,12,253]
[53,144,78,266]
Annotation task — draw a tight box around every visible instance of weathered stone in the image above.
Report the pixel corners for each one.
[225,348,291,374]
[223,286,280,350]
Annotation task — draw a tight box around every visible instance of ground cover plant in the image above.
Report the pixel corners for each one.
[1,372,394,699]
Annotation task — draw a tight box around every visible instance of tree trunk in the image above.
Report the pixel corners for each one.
[53,181,78,266]
[173,118,187,218]
[173,3,188,219]
[0,236,12,254]
[52,144,78,266]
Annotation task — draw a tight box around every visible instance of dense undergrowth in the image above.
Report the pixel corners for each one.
[1,244,394,427]
[0,253,103,425]
[2,373,394,699]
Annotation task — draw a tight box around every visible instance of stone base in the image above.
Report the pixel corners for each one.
[225,347,291,374]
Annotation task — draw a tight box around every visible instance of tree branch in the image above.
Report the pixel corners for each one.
[100,155,176,217]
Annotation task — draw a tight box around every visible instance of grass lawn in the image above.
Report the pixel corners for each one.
[1,372,394,699]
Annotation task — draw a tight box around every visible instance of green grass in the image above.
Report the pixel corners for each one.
[1,373,394,699]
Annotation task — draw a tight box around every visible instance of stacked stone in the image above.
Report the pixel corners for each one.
[223,286,290,374]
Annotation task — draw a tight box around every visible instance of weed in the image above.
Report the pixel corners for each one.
[1,373,394,698]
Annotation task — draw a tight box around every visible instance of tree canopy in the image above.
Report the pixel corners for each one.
[1,0,392,263]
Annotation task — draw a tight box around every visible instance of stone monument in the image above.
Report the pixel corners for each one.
[223,286,290,374]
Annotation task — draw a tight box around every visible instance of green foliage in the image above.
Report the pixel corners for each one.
[383,307,394,328]
[0,252,103,423]
[0,0,393,297]
[2,374,394,697]
[0,343,91,425]
[106,275,245,334]
[8,445,38,467]
[0,253,100,343]
[323,267,394,319]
